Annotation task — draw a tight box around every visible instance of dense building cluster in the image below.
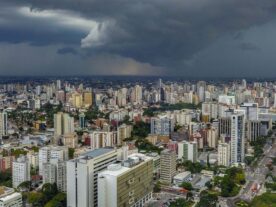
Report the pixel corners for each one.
[0,78,275,206]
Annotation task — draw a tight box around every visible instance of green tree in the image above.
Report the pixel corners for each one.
[179,182,193,191]
[196,190,218,207]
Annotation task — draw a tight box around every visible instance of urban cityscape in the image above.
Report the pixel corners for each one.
[0,77,274,207]
[1,0,276,207]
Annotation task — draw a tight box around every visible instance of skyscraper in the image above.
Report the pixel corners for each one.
[54,112,75,136]
[218,143,231,167]
[0,110,8,138]
[12,156,30,188]
[230,112,245,164]
[98,154,153,207]
[160,149,176,185]
[178,141,198,163]
[151,115,175,136]
[79,113,85,129]
[67,147,118,207]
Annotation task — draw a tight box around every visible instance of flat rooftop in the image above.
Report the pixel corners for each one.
[80,147,115,159]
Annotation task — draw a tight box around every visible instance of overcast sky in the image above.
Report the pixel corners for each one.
[0,0,276,77]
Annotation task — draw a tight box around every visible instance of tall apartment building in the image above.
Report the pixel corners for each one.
[98,154,153,207]
[240,103,258,121]
[160,149,176,185]
[230,112,245,164]
[178,141,198,163]
[0,155,15,172]
[219,117,231,138]
[207,127,218,148]
[79,113,85,129]
[67,147,118,207]
[54,112,74,136]
[38,146,68,176]
[12,156,30,188]
[218,143,231,167]
[43,159,67,192]
[117,124,132,145]
[83,92,93,108]
[151,116,175,136]
[0,110,8,138]
[90,131,118,150]
[247,120,261,142]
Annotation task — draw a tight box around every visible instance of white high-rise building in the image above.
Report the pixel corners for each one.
[151,115,175,136]
[43,159,67,192]
[67,147,118,207]
[38,146,68,176]
[230,112,245,164]
[240,103,258,121]
[218,143,231,167]
[98,154,153,207]
[178,141,198,163]
[12,156,30,188]
[0,110,8,138]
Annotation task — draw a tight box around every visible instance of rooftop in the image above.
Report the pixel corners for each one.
[80,147,115,159]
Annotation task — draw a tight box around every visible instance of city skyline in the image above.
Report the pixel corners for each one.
[0,1,276,77]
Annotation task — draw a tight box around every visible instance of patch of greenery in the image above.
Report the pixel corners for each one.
[235,200,249,207]
[132,121,150,138]
[220,167,245,197]
[196,190,218,207]
[180,160,204,174]
[169,198,193,207]
[250,193,276,207]
[179,182,193,191]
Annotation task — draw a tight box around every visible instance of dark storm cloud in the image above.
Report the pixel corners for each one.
[57,47,78,55]
[1,0,276,76]
[239,42,260,51]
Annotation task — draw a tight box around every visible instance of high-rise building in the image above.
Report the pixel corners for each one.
[79,113,85,129]
[230,112,245,164]
[160,149,176,185]
[57,80,61,90]
[67,147,118,207]
[90,131,118,150]
[247,120,261,142]
[218,143,231,167]
[38,146,68,176]
[0,110,8,138]
[131,85,142,105]
[117,124,132,145]
[12,156,30,188]
[43,159,67,192]
[240,103,258,121]
[98,154,153,207]
[83,92,93,108]
[54,112,75,136]
[151,115,175,136]
[178,141,198,163]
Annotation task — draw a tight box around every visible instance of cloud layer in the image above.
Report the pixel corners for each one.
[0,0,276,77]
